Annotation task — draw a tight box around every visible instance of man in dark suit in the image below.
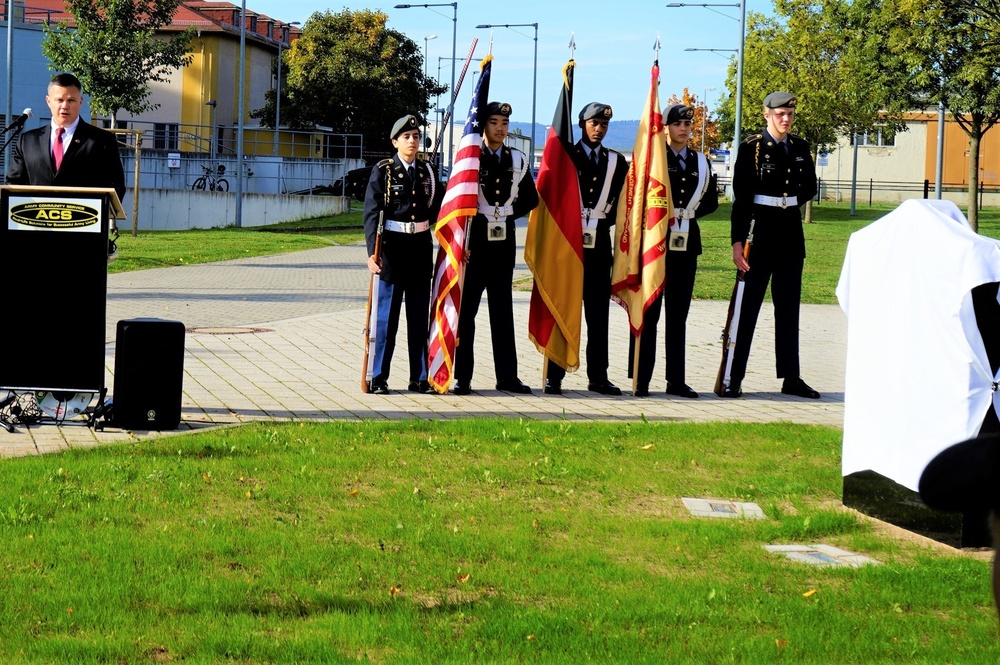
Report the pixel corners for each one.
[723,91,818,399]
[6,72,126,200]
[452,101,539,395]
[631,103,719,398]
[543,102,628,396]
[363,114,443,394]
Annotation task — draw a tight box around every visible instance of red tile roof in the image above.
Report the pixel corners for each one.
[16,0,300,45]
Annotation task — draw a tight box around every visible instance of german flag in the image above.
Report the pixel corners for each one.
[525,60,584,371]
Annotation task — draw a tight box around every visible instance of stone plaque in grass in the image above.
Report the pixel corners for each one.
[681,497,766,519]
[763,543,881,568]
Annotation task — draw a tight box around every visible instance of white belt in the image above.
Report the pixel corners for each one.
[478,203,515,219]
[582,208,607,221]
[673,207,697,220]
[753,194,798,208]
[384,220,430,234]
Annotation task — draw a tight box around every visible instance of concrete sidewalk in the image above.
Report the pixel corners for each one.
[0,237,847,457]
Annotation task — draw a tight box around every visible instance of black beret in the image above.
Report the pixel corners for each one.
[579,102,613,123]
[483,101,512,118]
[763,91,797,109]
[390,114,420,139]
[918,433,1000,513]
[665,104,695,124]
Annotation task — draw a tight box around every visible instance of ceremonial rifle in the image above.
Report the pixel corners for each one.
[714,219,754,397]
[361,168,390,393]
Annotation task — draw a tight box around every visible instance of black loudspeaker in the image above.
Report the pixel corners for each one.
[113,319,185,430]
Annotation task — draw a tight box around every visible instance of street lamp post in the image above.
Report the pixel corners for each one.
[475,22,538,166]
[701,85,715,154]
[235,0,248,227]
[424,34,437,77]
[668,1,746,162]
[395,3,457,176]
[274,21,300,156]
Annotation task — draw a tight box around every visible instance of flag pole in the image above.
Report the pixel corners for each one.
[631,35,661,397]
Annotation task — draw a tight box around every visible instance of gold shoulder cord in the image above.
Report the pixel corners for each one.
[754,140,761,178]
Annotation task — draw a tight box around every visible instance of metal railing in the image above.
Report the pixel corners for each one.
[0,4,61,25]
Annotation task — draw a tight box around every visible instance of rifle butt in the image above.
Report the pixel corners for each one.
[361,234,383,393]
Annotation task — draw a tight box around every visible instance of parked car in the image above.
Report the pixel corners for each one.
[331,166,372,202]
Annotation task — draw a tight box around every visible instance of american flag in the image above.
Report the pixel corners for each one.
[427,56,492,394]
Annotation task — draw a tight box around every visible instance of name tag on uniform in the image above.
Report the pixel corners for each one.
[582,217,598,249]
[488,221,507,241]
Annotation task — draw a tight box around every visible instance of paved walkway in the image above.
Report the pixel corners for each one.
[0,228,847,457]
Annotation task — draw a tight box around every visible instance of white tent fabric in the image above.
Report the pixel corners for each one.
[837,199,1000,491]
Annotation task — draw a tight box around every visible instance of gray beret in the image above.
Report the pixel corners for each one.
[390,114,420,139]
[665,104,695,124]
[579,102,613,123]
[483,101,512,118]
[763,91,797,109]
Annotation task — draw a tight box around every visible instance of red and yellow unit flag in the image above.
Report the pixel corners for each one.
[611,61,673,334]
[427,56,493,394]
[525,59,584,371]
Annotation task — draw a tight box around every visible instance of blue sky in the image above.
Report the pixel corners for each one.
[247,0,773,126]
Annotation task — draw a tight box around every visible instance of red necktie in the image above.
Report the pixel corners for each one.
[53,127,65,171]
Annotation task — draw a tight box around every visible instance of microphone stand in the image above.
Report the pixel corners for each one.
[0,120,24,153]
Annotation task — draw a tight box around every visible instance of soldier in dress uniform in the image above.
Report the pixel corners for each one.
[452,101,539,395]
[543,102,628,396]
[363,114,443,394]
[631,103,718,398]
[722,91,819,399]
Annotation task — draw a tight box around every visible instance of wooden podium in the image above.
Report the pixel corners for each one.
[0,185,125,394]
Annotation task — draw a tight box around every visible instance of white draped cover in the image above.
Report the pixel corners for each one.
[837,199,1000,491]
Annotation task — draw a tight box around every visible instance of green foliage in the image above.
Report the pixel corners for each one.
[715,0,898,155]
[847,0,1000,230]
[42,0,194,125]
[250,9,447,154]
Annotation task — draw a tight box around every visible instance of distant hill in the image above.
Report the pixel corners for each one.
[510,120,640,152]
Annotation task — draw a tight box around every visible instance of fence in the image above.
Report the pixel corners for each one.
[715,176,1000,208]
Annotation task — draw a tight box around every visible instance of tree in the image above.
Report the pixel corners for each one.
[713,0,907,222]
[852,0,1000,231]
[251,9,446,155]
[43,0,193,127]
[665,88,720,152]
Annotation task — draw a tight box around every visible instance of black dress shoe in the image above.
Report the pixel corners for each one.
[453,383,472,395]
[666,382,699,399]
[719,383,742,398]
[634,385,650,397]
[496,378,532,394]
[543,379,562,395]
[782,377,820,399]
[369,381,390,395]
[408,380,434,394]
[588,380,622,396]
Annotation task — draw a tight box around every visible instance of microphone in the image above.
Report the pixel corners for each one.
[1,108,32,135]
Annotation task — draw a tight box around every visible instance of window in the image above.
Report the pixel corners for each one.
[154,123,179,150]
[852,128,895,147]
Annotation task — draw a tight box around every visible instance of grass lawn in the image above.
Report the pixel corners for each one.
[109,210,365,274]
[0,420,995,663]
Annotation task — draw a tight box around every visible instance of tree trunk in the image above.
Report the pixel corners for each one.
[109,111,118,129]
[969,130,981,233]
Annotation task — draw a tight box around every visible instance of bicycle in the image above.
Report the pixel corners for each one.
[191,164,229,191]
